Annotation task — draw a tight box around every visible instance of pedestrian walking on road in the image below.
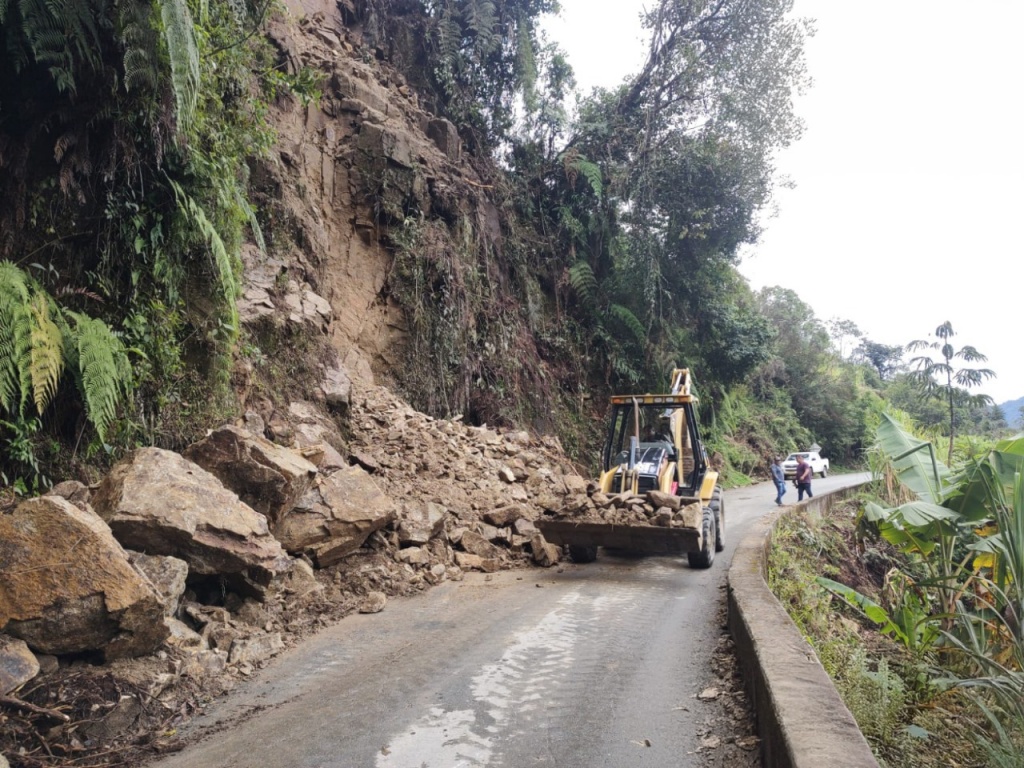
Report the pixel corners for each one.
[770,457,786,506]
[795,454,813,501]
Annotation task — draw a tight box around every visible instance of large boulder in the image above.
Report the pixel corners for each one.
[287,401,347,474]
[274,465,396,567]
[91,447,291,578]
[184,425,318,526]
[0,497,169,659]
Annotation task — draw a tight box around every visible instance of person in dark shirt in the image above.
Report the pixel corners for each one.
[794,455,813,501]
[770,457,786,506]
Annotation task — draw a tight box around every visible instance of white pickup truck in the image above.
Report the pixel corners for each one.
[782,451,829,479]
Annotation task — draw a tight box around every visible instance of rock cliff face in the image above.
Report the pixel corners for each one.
[243,0,503,393]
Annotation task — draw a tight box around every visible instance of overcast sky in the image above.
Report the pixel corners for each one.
[543,1,1024,405]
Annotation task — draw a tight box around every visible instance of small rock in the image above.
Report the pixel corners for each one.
[0,636,40,694]
[359,591,387,614]
[700,735,721,750]
[228,633,284,665]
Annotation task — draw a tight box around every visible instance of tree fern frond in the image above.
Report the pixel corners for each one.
[567,260,598,305]
[0,262,33,413]
[52,131,76,162]
[169,180,241,335]
[157,0,200,135]
[67,311,129,442]
[611,354,642,385]
[462,0,498,56]
[433,10,463,96]
[560,150,602,197]
[608,303,647,344]
[514,15,537,113]
[559,205,584,241]
[234,184,266,253]
[574,157,603,197]
[27,292,64,414]
[119,0,159,93]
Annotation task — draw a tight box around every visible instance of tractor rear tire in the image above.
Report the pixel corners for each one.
[687,506,716,569]
[711,488,725,553]
[568,544,598,564]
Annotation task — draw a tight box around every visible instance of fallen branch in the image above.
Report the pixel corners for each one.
[0,694,71,722]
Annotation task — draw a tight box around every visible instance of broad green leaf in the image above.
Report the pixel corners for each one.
[947,451,1024,522]
[876,522,937,556]
[862,501,890,523]
[887,500,960,529]
[816,576,909,644]
[996,434,1024,455]
[876,413,950,503]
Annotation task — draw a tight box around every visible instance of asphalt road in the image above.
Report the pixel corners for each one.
[148,473,867,768]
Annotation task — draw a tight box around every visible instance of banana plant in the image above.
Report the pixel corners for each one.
[941,472,1024,730]
[860,414,980,619]
[867,419,1024,724]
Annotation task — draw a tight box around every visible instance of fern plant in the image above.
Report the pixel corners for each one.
[560,150,603,197]
[567,260,598,306]
[0,262,132,441]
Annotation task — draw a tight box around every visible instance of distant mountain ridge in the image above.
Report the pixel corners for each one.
[998,396,1024,428]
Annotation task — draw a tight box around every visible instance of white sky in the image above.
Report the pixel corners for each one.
[543,1,1024,405]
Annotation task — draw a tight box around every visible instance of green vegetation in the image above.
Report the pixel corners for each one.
[0,0,297,485]
[1,0,1012,487]
[769,414,1024,766]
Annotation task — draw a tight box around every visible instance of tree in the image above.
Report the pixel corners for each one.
[827,317,861,358]
[906,321,995,464]
[854,339,905,381]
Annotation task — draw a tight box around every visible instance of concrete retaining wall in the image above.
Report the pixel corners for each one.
[727,485,880,768]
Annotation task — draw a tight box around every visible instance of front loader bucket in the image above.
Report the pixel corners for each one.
[536,520,701,555]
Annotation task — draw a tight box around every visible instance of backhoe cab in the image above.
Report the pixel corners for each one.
[599,370,714,504]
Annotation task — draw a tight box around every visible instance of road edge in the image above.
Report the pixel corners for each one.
[727,483,880,768]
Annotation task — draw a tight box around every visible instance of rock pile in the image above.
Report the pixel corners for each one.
[0,376,597,741]
[543,488,704,529]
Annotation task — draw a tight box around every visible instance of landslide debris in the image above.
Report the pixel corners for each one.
[542,487,704,529]
[0,377,593,768]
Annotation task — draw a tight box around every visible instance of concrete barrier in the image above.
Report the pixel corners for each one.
[728,484,879,768]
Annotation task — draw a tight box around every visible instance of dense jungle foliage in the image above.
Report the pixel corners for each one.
[0,0,1012,489]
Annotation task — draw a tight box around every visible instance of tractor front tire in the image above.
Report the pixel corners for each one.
[711,488,725,553]
[687,506,716,569]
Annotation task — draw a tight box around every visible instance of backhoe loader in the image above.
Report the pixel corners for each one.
[537,369,724,568]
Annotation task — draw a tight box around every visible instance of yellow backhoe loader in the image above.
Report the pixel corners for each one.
[537,369,724,568]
